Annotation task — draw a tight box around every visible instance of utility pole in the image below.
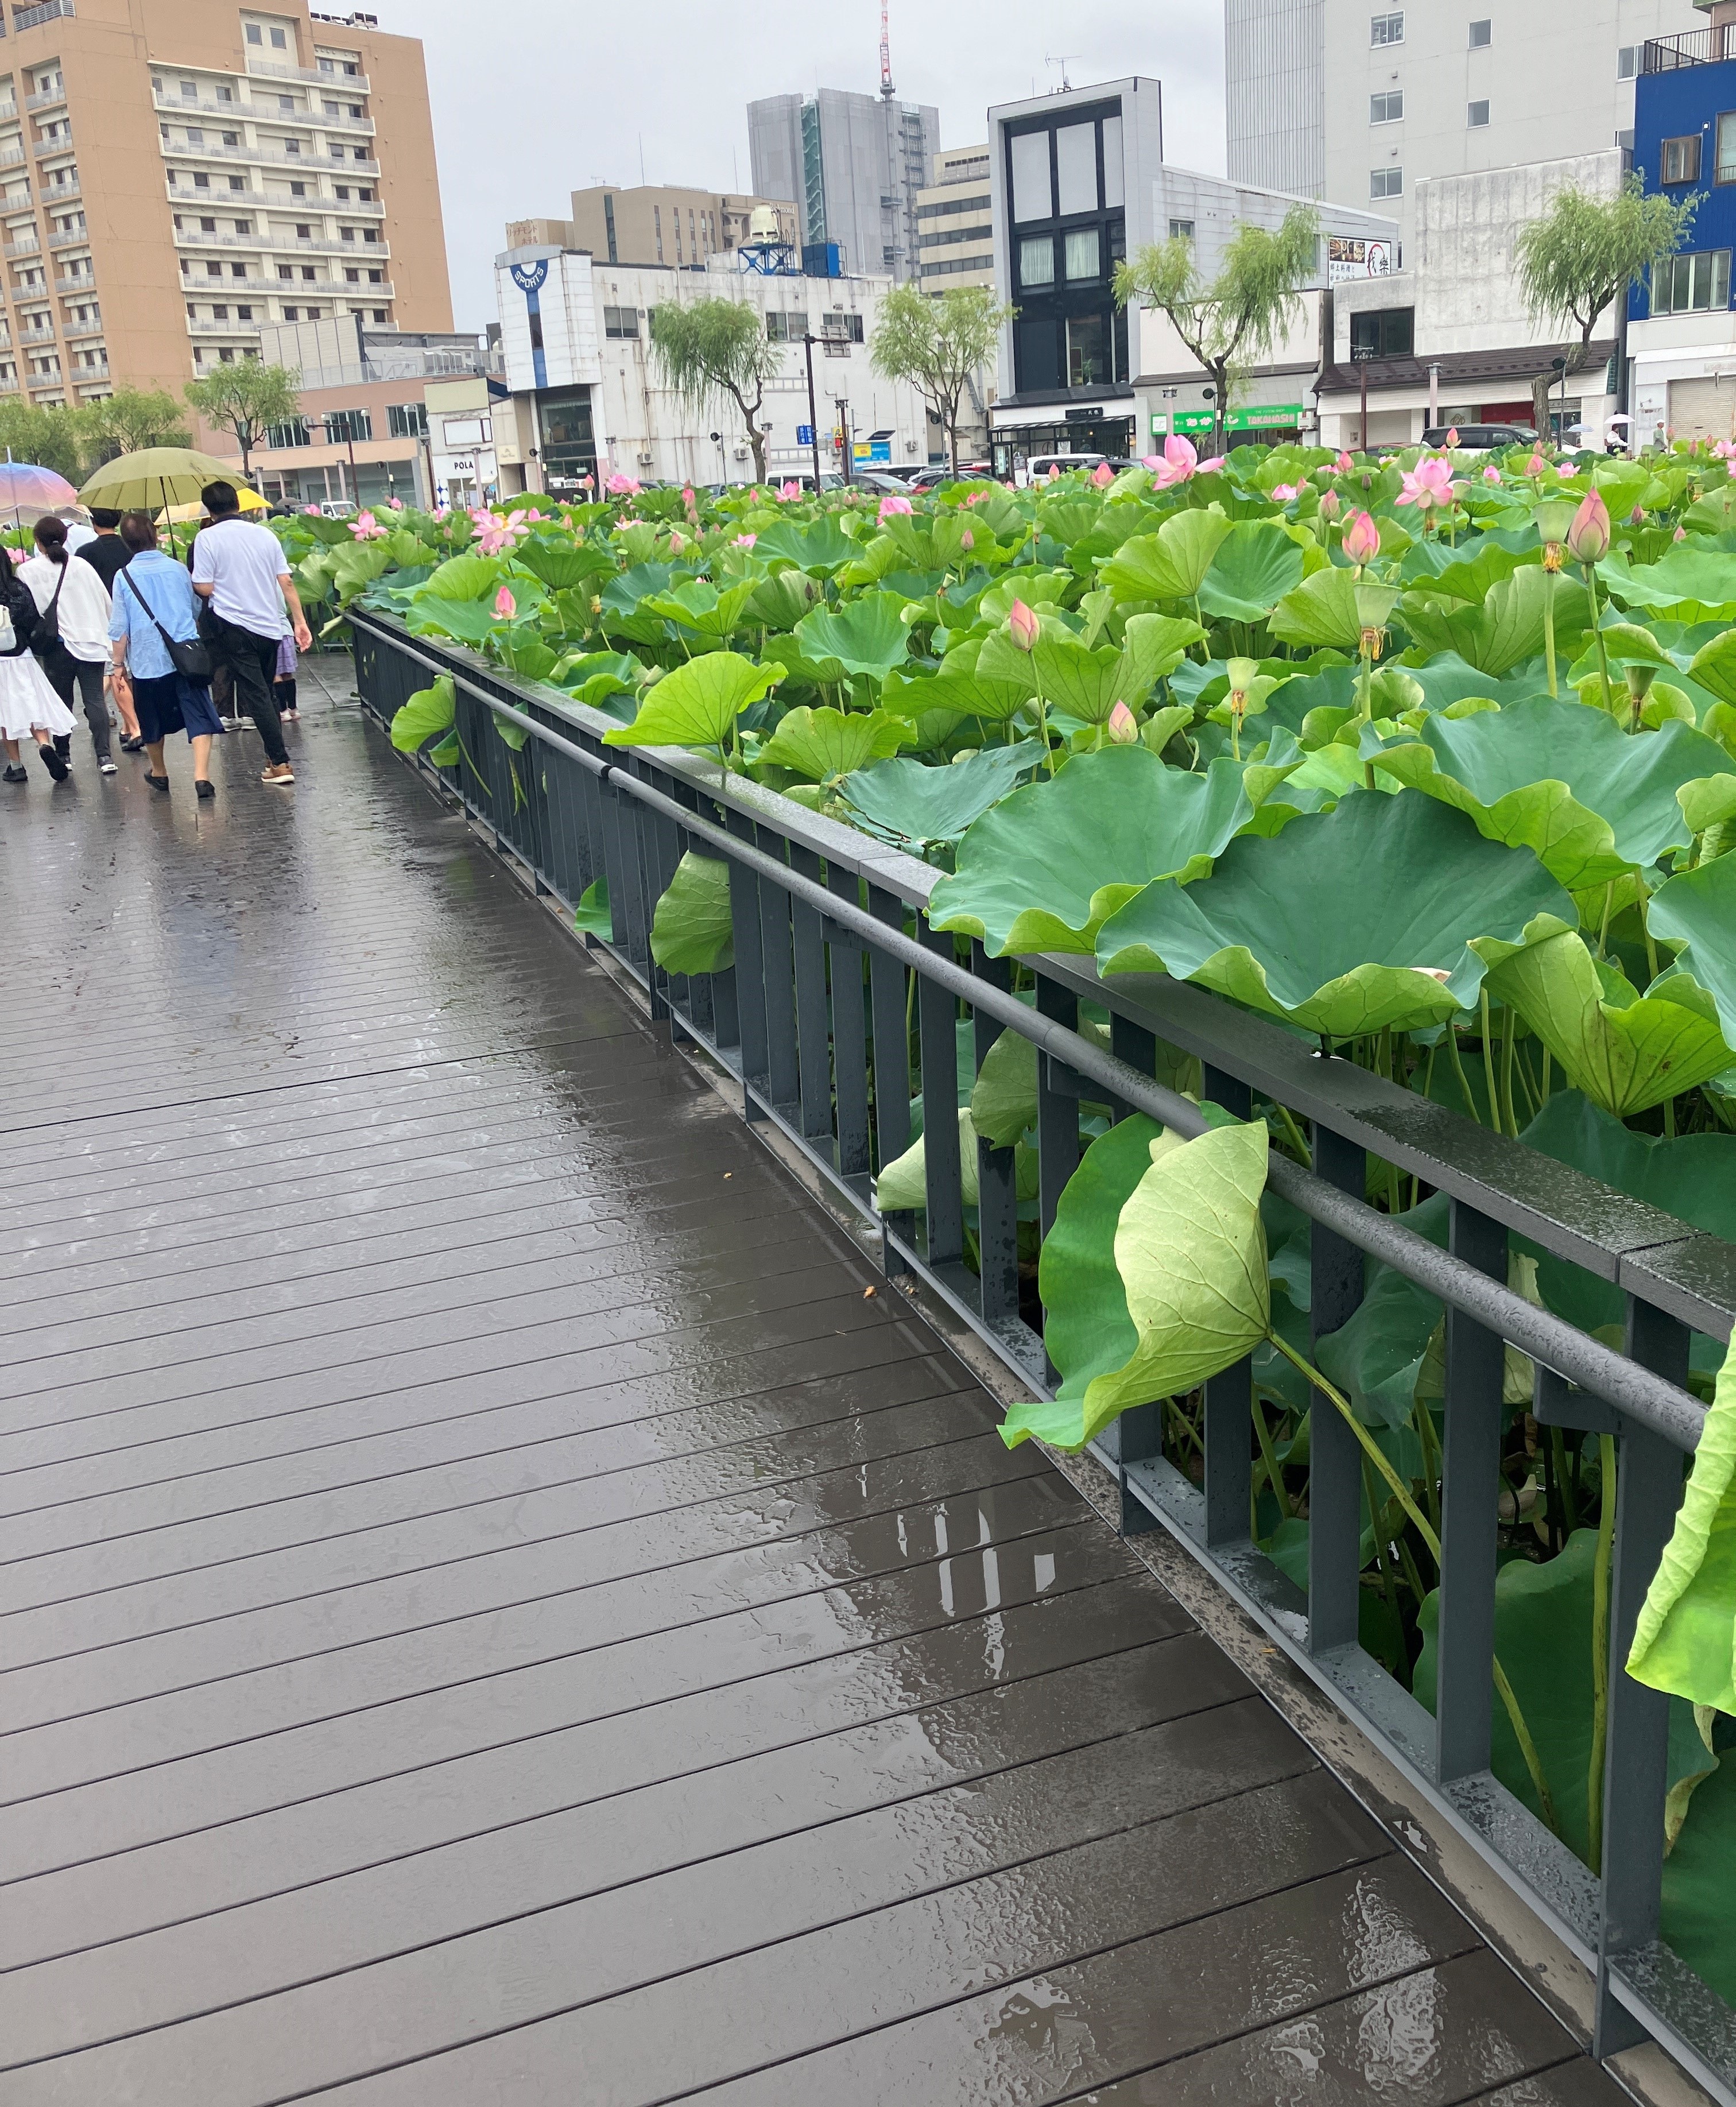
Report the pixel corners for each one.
[803,333,823,489]
[834,393,853,483]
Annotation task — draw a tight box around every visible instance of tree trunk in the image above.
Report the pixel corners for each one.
[1211,363,1229,460]
[1531,371,1553,442]
[747,429,768,484]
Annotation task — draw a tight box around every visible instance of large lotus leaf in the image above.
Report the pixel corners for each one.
[758,706,912,783]
[389,675,455,754]
[753,517,861,575]
[978,570,1073,623]
[1632,1340,1736,1710]
[975,623,1044,699]
[874,1107,1038,1213]
[1663,1734,1736,2007]
[1099,510,1233,602]
[1268,566,1365,652]
[838,743,1045,852]
[967,1017,1116,1147]
[601,560,678,619]
[601,652,774,751]
[793,592,912,683]
[1650,851,1736,1053]
[423,552,501,600]
[1685,629,1736,708]
[406,595,502,645]
[1406,542,1529,605]
[1401,652,1555,714]
[1196,521,1306,622]
[1401,567,1587,677]
[1486,932,1734,1117]
[1605,547,1736,622]
[883,665,1029,728]
[928,749,1257,956]
[513,537,611,594]
[1003,1122,1270,1451]
[1096,791,1575,1037]
[1371,699,1736,892]
[1119,612,1205,700]
[649,851,734,975]
[1030,632,1136,723]
[574,876,613,941]
[746,571,824,631]
[639,577,760,640]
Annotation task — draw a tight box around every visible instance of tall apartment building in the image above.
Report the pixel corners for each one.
[1226,0,1703,243]
[0,0,450,416]
[506,187,796,271]
[916,145,994,290]
[748,87,939,280]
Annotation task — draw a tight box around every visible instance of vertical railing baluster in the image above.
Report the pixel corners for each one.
[788,845,835,1149]
[917,920,963,1266]
[723,808,766,1112]
[828,864,871,1186]
[1436,1198,1508,1785]
[756,824,799,1115]
[867,883,912,1275]
[1034,971,1079,1242]
[1203,1064,1254,1549]
[971,944,1020,1327]
[1309,1122,1366,1653]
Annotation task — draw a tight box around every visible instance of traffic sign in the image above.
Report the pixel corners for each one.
[797,423,813,446]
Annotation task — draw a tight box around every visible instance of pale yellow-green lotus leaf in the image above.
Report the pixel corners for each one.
[1629,1341,1736,1714]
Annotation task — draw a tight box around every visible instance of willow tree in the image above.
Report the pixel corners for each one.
[1114,204,1320,458]
[650,297,782,483]
[870,282,1013,472]
[1517,174,1698,353]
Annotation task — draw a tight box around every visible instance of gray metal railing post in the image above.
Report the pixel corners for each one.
[867,884,913,1275]
[971,944,1021,1327]
[1309,1121,1367,1653]
[1203,1063,1254,1549]
[1033,971,1080,1242]
[826,863,871,1183]
[724,807,768,1116]
[788,843,835,1146]
[917,920,964,1266]
[1436,1199,1509,1784]
[755,824,799,1115]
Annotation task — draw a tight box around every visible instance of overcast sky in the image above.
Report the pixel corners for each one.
[362,0,1229,332]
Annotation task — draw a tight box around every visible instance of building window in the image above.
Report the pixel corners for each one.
[229,176,246,191]
[1652,248,1731,313]
[653,204,662,262]
[1467,100,1490,127]
[1350,305,1415,357]
[1168,217,1195,240]
[1010,130,1052,222]
[281,305,297,320]
[1618,45,1638,79]
[246,22,262,42]
[1054,122,1098,215]
[373,308,388,322]
[325,407,372,443]
[1662,134,1703,184]
[603,304,638,338]
[1066,312,1107,387]
[1064,226,1101,280]
[819,311,864,342]
[1370,91,1404,124]
[1018,234,1055,287]
[345,267,359,283]
[1370,11,1404,44]
[1468,18,1491,47]
[271,26,286,47]
[1717,111,1736,184]
[1370,165,1403,198]
[386,401,427,439]
[278,265,293,280]
[237,304,253,320]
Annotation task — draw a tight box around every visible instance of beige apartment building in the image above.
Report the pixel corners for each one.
[916,144,993,291]
[507,186,797,271]
[0,0,450,417]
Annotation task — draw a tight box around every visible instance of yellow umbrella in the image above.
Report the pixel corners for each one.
[79,447,258,510]
[158,488,266,522]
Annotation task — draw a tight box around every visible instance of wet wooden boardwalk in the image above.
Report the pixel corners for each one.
[0,659,1628,2103]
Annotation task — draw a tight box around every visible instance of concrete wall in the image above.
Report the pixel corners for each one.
[1225,0,1324,198]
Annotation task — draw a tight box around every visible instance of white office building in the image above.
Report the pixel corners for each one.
[749,88,939,281]
[492,244,927,489]
[1226,0,1703,244]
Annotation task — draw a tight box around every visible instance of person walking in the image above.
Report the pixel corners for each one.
[78,507,144,752]
[0,545,73,784]
[108,512,221,801]
[20,515,115,777]
[190,481,311,787]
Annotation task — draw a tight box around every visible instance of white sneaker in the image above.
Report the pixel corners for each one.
[99,757,117,776]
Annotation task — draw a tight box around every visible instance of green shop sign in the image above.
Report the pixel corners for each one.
[1154,405,1304,436]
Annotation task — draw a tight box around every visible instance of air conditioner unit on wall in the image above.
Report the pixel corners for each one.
[636,450,654,464]
[733,444,750,458]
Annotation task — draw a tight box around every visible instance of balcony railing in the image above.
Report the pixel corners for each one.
[37,178,76,204]
[69,358,106,380]
[24,83,63,111]
[309,107,373,134]
[52,272,89,291]
[15,321,53,342]
[13,1,76,33]
[45,223,84,247]
[187,315,264,334]
[246,57,371,92]
[1641,28,1734,71]
[162,135,380,176]
[3,237,40,258]
[60,313,99,338]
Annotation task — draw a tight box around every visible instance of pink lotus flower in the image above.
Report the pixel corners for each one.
[1526,452,1547,477]
[1676,525,1689,541]
[1046,464,1061,481]
[1444,427,1460,448]
[1198,455,1227,475]
[963,491,990,507]
[1630,503,1646,525]
[1396,455,1456,512]
[303,504,321,516]
[732,532,757,548]
[1149,435,1201,490]
[1270,482,1300,502]
[1008,598,1040,652]
[1104,700,1139,744]
[1715,439,1736,461]
[1090,461,1115,487]
[778,480,802,500]
[1335,450,1355,472]
[1342,510,1381,567]
[1319,489,1341,521]
[578,475,595,492]
[1482,464,1502,483]
[6,545,22,564]
[668,529,685,554]
[877,492,914,521]
[959,528,974,551]
[1567,489,1611,564]
[606,472,641,497]
[349,509,388,540]
[494,586,517,619]
[431,505,450,522]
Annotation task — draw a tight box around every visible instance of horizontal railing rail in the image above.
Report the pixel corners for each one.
[351,609,1736,2099]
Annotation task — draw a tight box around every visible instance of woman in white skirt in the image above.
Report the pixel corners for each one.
[0,554,73,783]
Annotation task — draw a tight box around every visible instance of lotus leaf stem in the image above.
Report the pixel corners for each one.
[1362,1455,1407,1671]
[1597,880,1615,958]
[1252,1392,1291,1522]
[1479,991,1501,1134]
[1542,570,1558,699]
[1446,1023,1482,1126]
[1272,1101,1313,1169]
[1588,1429,1618,1874]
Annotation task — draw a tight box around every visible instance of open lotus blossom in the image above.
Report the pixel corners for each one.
[386,496,404,510]
[1147,433,1206,490]
[349,509,388,540]
[1715,439,1736,461]
[606,472,641,497]
[1104,700,1139,744]
[1567,489,1611,564]
[732,532,757,548]
[1269,482,1300,502]
[1008,598,1040,652]
[6,545,23,563]
[1396,455,1456,512]
[303,504,322,516]
[877,492,913,520]
[1091,461,1115,487]
[1342,509,1381,568]
[1482,464,1502,483]
[493,586,516,620]
[778,480,802,499]
[431,505,450,522]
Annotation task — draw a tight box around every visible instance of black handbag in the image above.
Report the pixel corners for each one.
[120,568,214,682]
[28,560,65,658]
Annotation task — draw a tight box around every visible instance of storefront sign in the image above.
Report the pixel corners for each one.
[1156,404,1303,436]
[1328,237,1393,284]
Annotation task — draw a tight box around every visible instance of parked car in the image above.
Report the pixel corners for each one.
[318,499,358,519]
[1017,452,1107,485]
[904,462,996,491]
[851,470,916,495]
[1420,423,1536,451]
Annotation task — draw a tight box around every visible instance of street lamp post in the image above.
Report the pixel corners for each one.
[1351,343,1374,453]
[802,334,823,489]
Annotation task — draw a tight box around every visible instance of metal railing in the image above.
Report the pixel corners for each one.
[351,610,1736,2101]
[1642,29,1729,71]
[11,0,75,32]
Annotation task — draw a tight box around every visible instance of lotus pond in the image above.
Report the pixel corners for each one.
[288,446,1736,1997]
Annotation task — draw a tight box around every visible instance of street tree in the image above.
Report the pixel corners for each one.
[870,283,1013,472]
[88,388,192,460]
[1517,173,1697,354]
[1114,204,1320,458]
[649,297,781,483]
[184,359,302,476]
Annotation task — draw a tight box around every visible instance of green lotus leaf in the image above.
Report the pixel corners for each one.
[1096,790,1576,1037]
[1370,699,1736,892]
[758,706,912,783]
[1100,510,1233,602]
[423,552,500,600]
[1650,850,1736,1051]
[928,749,1259,956]
[793,591,912,682]
[389,675,455,754]
[1401,566,1587,676]
[1029,632,1122,722]
[426,731,460,768]
[640,577,761,639]
[406,596,502,645]
[1485,932,1734,1116]
[513,538,611,594]
[1686,629,1736,707]
[1404,542,1528,603]
[1196,521,1307,622]
[574,876,613,941]
[977,570,1073,623]
[975,622,1045,698]
[601,560,677,619]
[649,851,735,975]
[751,517,860,575]
[882,665,1028,728]
[1632,1338,1736,1709]
[967,1018,1117,1147]
[1606,547,1736,623]
[874,1107,1038,1212]
[1663,1730,1736,2008]
[602,651,774,750]
[1268,566,1364,651]
[1003,1122,1270,1451]
[1119,612,1206,699]
[837,743,1046,852]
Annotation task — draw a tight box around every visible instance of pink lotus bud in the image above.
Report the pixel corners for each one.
[1008,598,1040,652]
[494,586,517,619]
[1675,525,1689,541]
[1091,461,1114,487]
[1342,510,1381,567]
[1445,427,1460,448]
[1335,450,1355,472]
[1319,489,1341,521]
[1105,700,1139,744]
[1630,503,1645,525]
[1526,452,1546,477]
[1482,464,1502,483]
[1566,490,1611,564]
[668,530,685,553]
[959,528,974,550]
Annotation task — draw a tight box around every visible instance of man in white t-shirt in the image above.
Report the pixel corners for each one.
[190,480,312,787]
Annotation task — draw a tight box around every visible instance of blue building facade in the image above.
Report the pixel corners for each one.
[1630,54,1736,324]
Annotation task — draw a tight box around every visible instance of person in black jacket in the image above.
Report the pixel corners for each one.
[0,556,75,783]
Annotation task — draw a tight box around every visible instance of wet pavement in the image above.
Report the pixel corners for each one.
[0,660,1629,2101]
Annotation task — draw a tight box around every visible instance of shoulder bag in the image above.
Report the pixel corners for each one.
[120,567,214,683]
[28,559,67,659]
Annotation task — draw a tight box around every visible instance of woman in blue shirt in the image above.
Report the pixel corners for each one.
[108,512,222,801]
